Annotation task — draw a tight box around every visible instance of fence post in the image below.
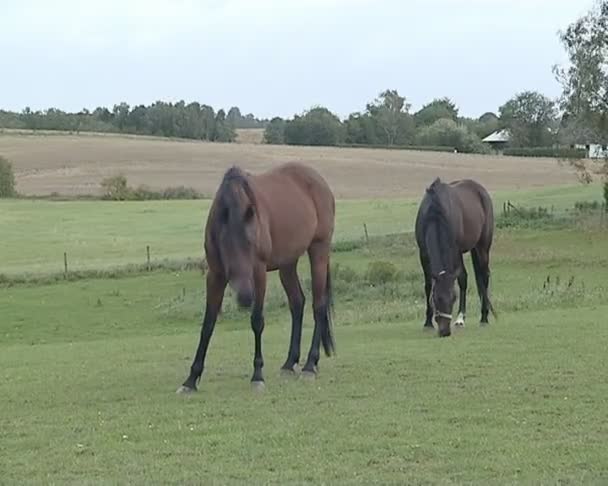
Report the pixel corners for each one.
[64,252,68,278]
[363,223,369,244]
[146,245,151,271]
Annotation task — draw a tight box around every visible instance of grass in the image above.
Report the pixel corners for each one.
[2,215,608,483]
[1,183,608,483]
[0,183,602,276]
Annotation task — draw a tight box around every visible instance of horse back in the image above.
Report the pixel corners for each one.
[253,163,335,265]
[449,179,494,249]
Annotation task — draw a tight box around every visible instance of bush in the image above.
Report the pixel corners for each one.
[365,261,399,285]
[332,263,359,283]
[497,206,556,229]
[338,143,455,153]
[0,156,17,197]
[502,147,586,158]
[101,175,204,201]
[101,175,131,200]
[574,200,602,212]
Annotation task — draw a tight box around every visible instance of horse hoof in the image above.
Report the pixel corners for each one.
[251,381,266,392]
[423,325,435,332]
[280,367,299,378]
[454,314,465,328]
[301,370,316,381]
[176,385,196,395]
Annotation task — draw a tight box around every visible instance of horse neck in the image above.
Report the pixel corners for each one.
[425,199,457,275]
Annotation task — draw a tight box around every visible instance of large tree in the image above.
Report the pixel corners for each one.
[554,0,608,196]
[366,89,415,145]
[414,97,459,127]
[499,91,557,147]
[284,107,345,146]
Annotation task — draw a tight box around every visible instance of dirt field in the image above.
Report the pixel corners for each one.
[235,128,264,144]
[0,132,578,198]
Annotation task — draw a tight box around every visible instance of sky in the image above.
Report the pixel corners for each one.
[0,0,595,119]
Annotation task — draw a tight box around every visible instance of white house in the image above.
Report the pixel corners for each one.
[482,129,510,151]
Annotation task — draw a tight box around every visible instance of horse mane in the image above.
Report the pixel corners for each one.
[217,166,258,213]
[424,178,457,274]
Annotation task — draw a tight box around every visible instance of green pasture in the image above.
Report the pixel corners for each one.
[1,183,607,483]
[0,183,601,276]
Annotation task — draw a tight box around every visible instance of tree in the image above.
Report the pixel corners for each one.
[263,117,286,144]
[112,102,131,131]
[0,156,17,197]
[344,112,379,145]
[366,89,415,145]
[499,91,557,147]
[554,0,608,200]
[213,109,236,142]
[414,98,459,127]
[227,107,242,128]
[416,119,488,153]
[284,107,345,146]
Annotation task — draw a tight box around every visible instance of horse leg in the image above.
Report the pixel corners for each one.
[454,255,467,327]
[420,251,434,329]
[302,241,334,378]
[178,270,227,393]
[471,248,491,325]
[279,262,305,375]
[250,264,267,390]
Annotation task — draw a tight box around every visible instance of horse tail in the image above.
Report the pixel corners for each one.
[320,262,336,356]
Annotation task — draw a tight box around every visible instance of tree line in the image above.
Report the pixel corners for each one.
[0,103,268,142]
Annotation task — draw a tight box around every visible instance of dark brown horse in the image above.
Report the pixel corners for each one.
[178,162,336,393]
[415,178,496,337]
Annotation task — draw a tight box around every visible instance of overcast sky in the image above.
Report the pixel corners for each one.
[0,0,594,119]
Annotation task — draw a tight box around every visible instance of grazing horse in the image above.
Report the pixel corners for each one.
[177,162,336,393]
[415,178,496,337]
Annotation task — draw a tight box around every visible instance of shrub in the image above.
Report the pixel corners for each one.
[574,200,602,212]
[0,156,17,198]
[365,261,399,285]
[161,186,203,200]
[497,206,557,229]
[101,175,204,201]
[338,143,455,153]
[332,263,359,283]
[502,147,586,158]
[100,175,132,200]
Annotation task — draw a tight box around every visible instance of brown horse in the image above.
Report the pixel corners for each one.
[415,178,496,337]
[177,162,336,393]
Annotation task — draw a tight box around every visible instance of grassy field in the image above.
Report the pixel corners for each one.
[2,225,608,483]
[1,182,608,483]
[0,183,601,276]
[0,131,580,198]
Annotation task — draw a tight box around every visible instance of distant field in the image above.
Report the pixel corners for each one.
[235,128,264,144]
[0,132,579,198]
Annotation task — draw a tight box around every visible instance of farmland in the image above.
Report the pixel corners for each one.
[0,131,579,198]
[1,133,608,484]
